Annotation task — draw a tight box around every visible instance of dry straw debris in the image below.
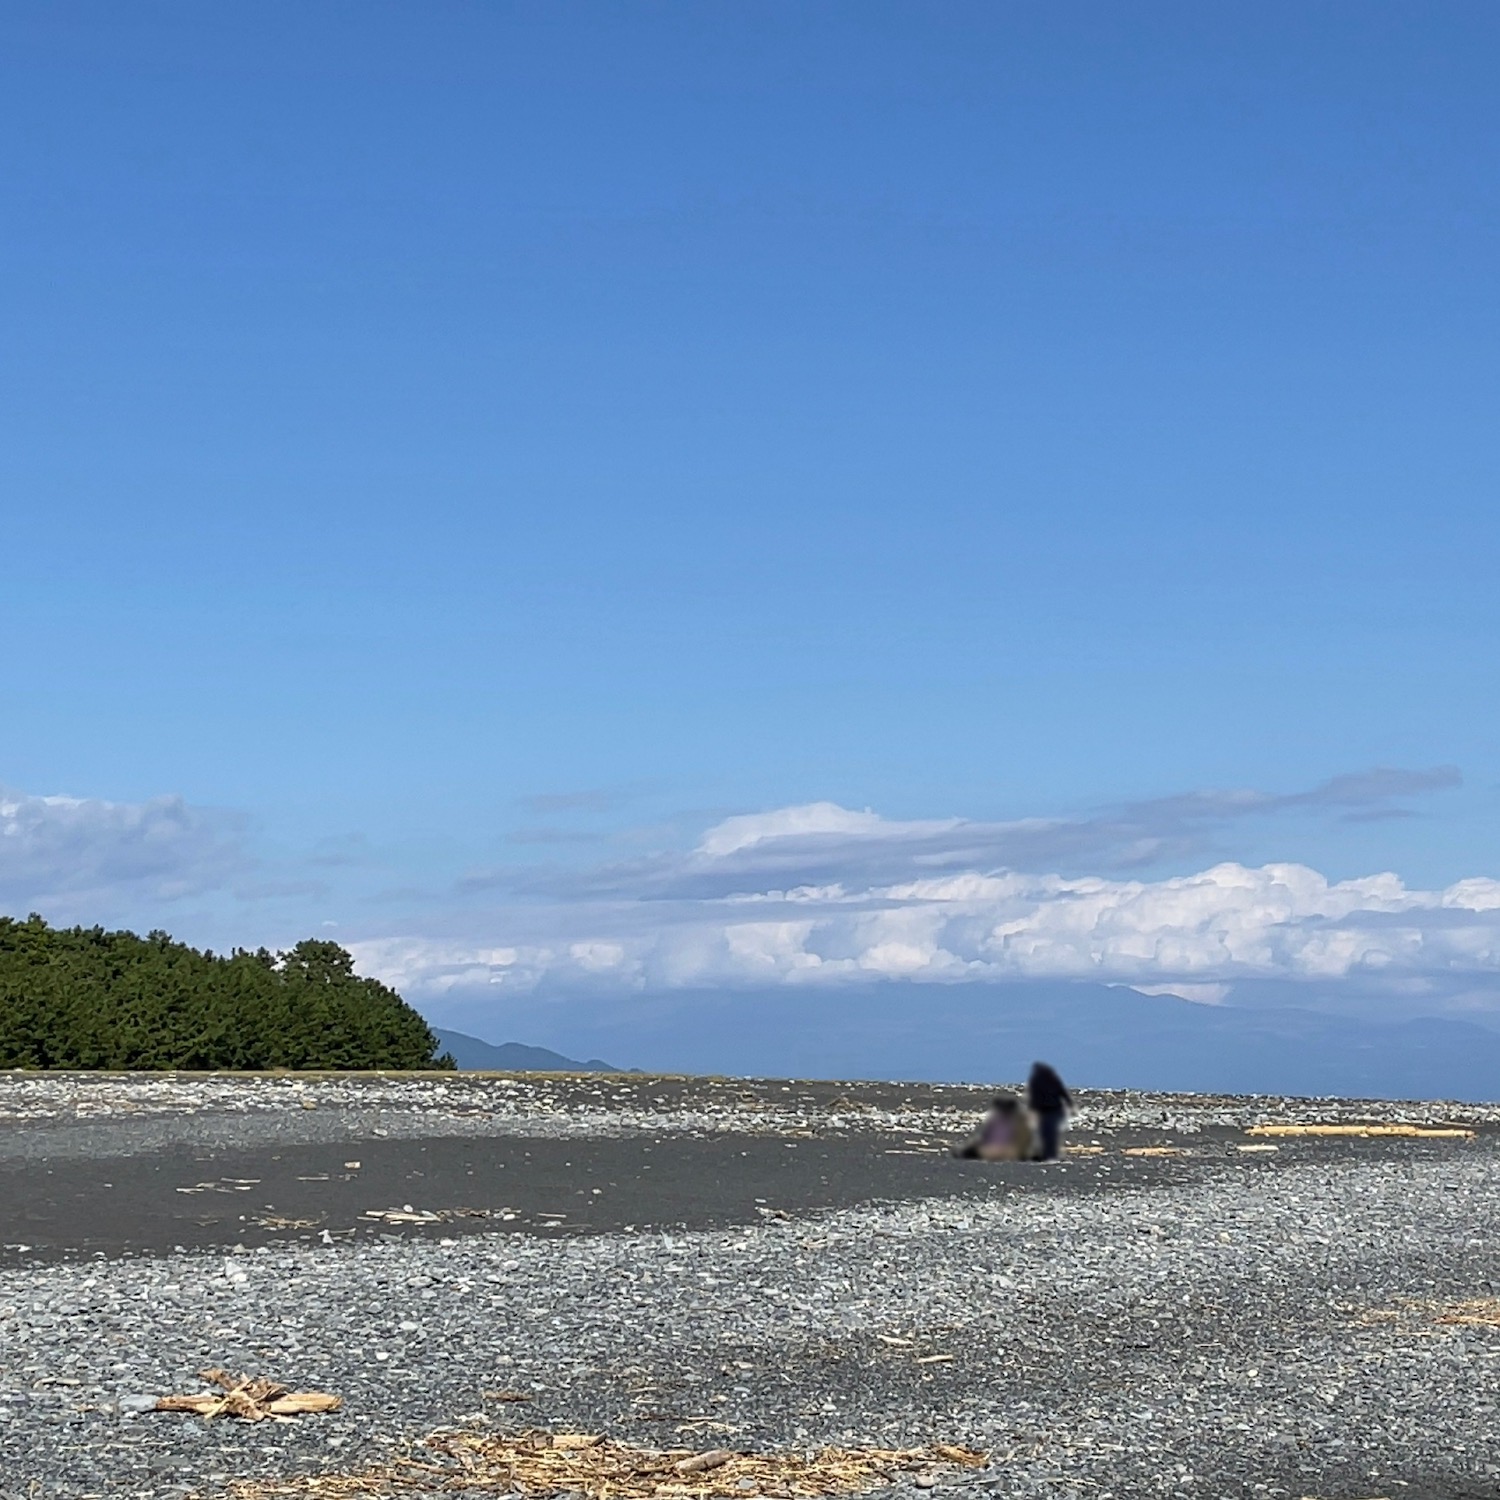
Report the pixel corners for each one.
[216,1429,988,1497]
[1245,1123,1474,1139]
[361,1206,494,1225]
[1355,1296,1500,1333]
[1431,1298,1500,1327]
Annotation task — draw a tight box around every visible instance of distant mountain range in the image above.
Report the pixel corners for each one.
[438,982,1500,1101]
[431,1028,621,1073]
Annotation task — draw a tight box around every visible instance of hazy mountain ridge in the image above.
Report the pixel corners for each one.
[431,1028,621,1073]
[444,982,1500,1101]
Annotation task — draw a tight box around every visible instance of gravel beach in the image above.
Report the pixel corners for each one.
[0,1074,1495,1500]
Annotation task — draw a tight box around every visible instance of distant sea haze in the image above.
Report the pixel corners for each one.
[432,983,1500,1103]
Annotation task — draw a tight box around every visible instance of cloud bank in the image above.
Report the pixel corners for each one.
[353,776,1500,1018]
[4,771,1491,1026]
[0,788,247,914]
[491,768,1462,900]
[356,854,1500,1001]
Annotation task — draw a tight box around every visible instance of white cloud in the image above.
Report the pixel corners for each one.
[696,802,951,858]
[347,936,536,994]
[0,788,248,912]
[569,940,627,972]
[1131,983,1231,1005]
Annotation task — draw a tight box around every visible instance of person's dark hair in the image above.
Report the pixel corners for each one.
[992,1094,1018,1113]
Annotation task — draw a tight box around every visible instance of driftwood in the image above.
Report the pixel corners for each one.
[155,1368,342,1421]
[674,1448,734,1473]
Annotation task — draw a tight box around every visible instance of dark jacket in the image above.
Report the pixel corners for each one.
[1027,1063,1072,1115]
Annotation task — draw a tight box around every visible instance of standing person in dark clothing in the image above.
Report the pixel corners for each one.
[1026,1061,1073,1161]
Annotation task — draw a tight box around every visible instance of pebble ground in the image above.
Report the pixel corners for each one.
[0,1074,1495,1500]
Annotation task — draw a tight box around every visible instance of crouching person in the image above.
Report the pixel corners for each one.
[952,1093,1036,1161]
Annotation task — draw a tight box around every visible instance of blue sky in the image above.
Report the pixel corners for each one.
[3,3,1499,1049]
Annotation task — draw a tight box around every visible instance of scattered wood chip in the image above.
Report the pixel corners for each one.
[914,1354,953,1365]
[929,1447,981,1464]
[359,1206,492,1226]
[483,1389,535,1402]
[267,1393,344,1415]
